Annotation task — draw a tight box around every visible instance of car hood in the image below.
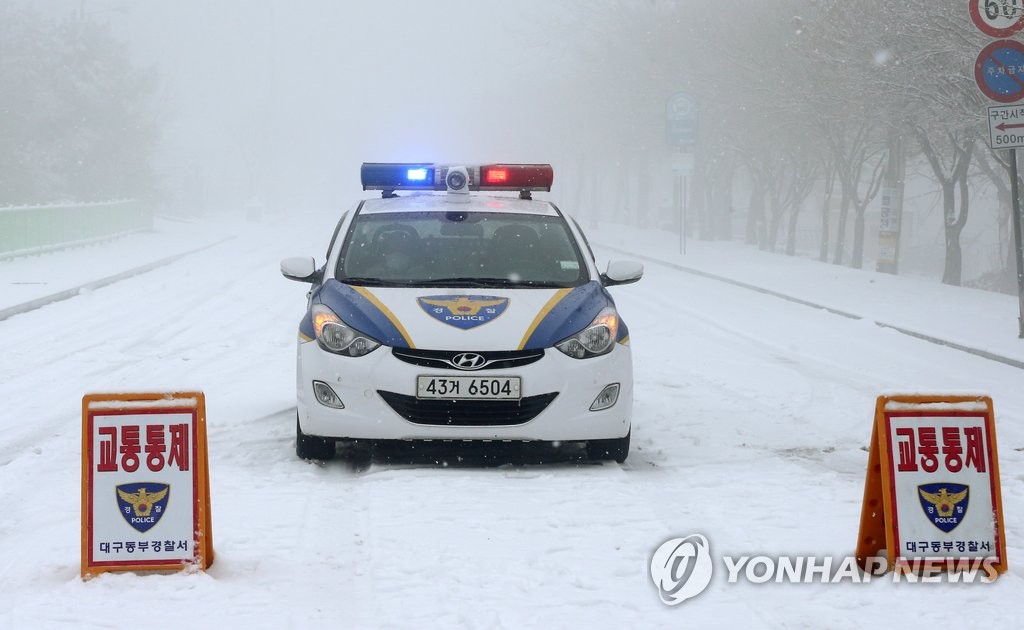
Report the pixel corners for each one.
[303,280,613,351]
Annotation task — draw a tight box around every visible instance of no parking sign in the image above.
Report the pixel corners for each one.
[975,39,1024,103]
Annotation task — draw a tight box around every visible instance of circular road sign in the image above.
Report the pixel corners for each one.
[971,0,1024,37]
[975,39,1024,103]
[666,91,697,147]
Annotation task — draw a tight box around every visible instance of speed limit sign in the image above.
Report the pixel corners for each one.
[971,0,1024,37]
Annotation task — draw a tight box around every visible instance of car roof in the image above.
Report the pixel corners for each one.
[358,194,559,217]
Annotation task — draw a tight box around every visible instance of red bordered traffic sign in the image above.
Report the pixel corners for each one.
[970,0,1024,38]
[856,395,1007,578]
[975,39,1024,103]
[81,391,214,577]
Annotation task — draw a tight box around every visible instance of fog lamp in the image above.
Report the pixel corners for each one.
[313,381,345,409]
[590,383,620,411]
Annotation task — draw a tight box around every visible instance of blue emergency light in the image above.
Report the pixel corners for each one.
[406,168,429,181]
[361,163,553,194]
[360,163,436,190]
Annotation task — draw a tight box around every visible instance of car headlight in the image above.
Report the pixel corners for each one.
[555,307,619,359]
[311,304,381,357]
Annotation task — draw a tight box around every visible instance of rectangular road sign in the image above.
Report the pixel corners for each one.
[988,104,1024,149]
[856,394,1006,578]
[81,391,213,577]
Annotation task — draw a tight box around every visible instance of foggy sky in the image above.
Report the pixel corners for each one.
[22,0,604,212]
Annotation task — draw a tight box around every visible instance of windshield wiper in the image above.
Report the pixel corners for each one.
[413,277,512,287]
[340,277,410,287]
[414,277,570,288]
[343,276,572,289]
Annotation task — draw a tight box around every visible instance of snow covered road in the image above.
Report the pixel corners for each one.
[1,214,1022,628]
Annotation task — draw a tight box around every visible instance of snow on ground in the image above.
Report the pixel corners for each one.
[1,211,1022,628]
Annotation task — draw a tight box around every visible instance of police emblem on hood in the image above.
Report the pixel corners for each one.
[417,295,509,329]
[116,482,170,533]
[917,483,969,533]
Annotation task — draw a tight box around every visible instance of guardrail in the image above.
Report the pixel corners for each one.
[0,200,152,258]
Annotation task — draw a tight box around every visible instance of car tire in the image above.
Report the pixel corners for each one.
[586,429,630,463]
[296,414,336,460]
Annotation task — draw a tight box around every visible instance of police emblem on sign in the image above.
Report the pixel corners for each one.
[417,295,509,329]
[917,482,969,533]
[116,482,170,533]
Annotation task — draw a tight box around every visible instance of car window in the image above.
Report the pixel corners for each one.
[325,209,352,260]
[336,211,588,288]
[570,216,597,263]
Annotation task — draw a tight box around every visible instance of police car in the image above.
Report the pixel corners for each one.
[280,163,643,462]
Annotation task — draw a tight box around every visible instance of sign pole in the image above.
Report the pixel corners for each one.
[667,90,697,256]
[683,174,688,255]
[674,172,683,254]
[976,0,1024,337]
[1010,148,1024,338]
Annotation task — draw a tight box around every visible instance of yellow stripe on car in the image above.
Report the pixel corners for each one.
[518,288,572,350]
[352,286,417,349]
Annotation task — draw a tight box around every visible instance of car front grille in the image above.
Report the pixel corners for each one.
[391,347,545,371]
[377,390,558,426]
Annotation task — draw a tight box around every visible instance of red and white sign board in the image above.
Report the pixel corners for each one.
[81,392,213,577]
[970,0,1024,38]
[856,395,1007,577]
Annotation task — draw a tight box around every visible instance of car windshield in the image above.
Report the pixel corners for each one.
[336,211,587,288]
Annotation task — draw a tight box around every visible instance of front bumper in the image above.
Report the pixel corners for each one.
[296,340,633,441]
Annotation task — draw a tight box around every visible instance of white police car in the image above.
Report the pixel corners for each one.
[281,163,643,462]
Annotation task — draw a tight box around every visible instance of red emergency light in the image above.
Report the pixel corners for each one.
[480,164,553,191]
[484,167,509,184]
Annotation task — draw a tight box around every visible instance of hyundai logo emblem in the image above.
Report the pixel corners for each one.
[450,352,487,370]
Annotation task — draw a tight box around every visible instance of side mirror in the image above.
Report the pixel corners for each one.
[280,256,321,283]
[602,260,643,286]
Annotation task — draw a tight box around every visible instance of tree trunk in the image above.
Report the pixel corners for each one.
[703,184,715,238]
[819,179,833,262]
[786,201,800,256]
[746,178,763,246]
[941,180,961,285]
[715,166,734,240]
[767,192,783,252]
[693,161,710,240]
[833,189,850,265]
[851,205,866,269]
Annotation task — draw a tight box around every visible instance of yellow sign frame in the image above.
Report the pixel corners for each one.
[81,391,214,577]
[856,394,1006,576]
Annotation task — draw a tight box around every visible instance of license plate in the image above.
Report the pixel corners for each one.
[416,376,521,400]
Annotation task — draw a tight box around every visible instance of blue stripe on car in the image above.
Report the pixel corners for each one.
[313,281,415,348]
[520,281,611,349]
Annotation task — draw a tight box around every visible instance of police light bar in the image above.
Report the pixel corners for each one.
[361,163,553,192]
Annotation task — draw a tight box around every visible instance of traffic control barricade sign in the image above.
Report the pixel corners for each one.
[81,391,214,577]
[856,395,1006,577]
